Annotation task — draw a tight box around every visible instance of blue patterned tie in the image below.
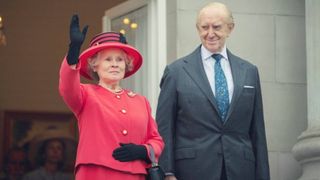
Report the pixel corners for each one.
[212,54,229,121]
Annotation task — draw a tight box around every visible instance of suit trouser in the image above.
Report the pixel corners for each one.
[221,161,227,180]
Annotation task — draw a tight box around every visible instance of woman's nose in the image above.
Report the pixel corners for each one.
[111,60,119,67]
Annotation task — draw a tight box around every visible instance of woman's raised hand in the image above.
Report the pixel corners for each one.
[66,14,88,65]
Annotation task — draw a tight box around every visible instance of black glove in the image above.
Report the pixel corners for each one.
[112,143,149,163]
[66,14,88,65]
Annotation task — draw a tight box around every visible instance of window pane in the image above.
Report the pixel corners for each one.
[111,6,148,96]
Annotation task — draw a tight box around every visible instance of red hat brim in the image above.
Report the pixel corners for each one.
[79,42,143,80]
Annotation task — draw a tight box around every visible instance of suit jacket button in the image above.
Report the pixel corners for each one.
[122,129,128,136]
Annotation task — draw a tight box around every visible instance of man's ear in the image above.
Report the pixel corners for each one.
[226,23,234,38]
[228,23,235,32]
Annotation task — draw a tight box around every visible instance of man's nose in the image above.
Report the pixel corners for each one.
[208,27,216,37]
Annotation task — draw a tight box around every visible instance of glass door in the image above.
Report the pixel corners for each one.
[104,0,167,113]
[111,6,148,97]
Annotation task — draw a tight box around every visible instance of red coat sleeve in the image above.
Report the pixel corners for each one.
[58,57,86,116]
[144,98,165,162]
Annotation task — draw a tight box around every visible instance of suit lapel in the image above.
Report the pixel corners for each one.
[225,50,247,122]
[182,47,247,126]
[182,46,220,115]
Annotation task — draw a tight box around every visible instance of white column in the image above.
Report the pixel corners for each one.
[147,0,167,114]
[292,0,320,179]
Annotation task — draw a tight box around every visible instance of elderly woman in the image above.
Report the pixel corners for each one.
[59,15,164,180]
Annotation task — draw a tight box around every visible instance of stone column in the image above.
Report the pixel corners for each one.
[292,0,320,179]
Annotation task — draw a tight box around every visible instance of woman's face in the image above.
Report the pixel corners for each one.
[94,48,126,84]
[45,139,64,163]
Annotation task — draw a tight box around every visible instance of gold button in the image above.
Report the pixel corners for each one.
[127,91,136,97]
[122,129,128,135]
[121,109,127,114]
[116,95,121,99]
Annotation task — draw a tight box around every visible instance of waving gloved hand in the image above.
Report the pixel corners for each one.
[66,14,88,65]
[112,143,149,163]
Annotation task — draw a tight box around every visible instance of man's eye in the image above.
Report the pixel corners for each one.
[202,26,209,30]
[213,25,221,30]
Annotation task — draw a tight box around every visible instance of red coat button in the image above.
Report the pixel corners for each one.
[116,95,121,99]
[121,109,127,114]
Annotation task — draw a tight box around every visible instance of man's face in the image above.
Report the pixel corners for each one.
[197,7,233,53]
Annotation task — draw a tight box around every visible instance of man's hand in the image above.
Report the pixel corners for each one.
[165,175,178,180]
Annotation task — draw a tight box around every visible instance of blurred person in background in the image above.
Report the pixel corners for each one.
[0,147,30,180]
[23,137,73,180]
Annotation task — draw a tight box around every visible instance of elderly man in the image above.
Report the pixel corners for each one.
[156,2,270,180]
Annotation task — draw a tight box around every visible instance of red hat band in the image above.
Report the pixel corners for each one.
[89,32,127,47]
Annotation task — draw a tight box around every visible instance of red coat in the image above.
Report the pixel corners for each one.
[59,58,164,175]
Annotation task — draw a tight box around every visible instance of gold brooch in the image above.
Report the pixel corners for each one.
[127,91,136,97]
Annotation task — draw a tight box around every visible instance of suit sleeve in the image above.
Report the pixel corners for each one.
[59,57,85,116]
[250,67,270,180]
[156,66,177,173]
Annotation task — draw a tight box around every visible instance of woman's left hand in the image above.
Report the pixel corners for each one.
[112,143,149,162]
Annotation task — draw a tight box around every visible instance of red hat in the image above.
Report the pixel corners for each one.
[79,32,143,80]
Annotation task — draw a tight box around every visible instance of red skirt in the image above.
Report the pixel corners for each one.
[76,164,146,180]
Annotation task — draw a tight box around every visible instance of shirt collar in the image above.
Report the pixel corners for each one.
[201,44,228,61]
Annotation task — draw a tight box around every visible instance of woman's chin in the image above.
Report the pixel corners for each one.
[101,76,123,83]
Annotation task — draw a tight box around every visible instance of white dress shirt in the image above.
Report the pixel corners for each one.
[201,45,234,103]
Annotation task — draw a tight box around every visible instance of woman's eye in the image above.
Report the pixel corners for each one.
[117,57,124,62]
[105,58,112,61]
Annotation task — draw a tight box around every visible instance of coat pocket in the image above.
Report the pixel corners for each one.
[175,148,196,160]
[242,86,255,95]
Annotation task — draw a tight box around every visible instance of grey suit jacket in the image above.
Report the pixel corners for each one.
[156,46,270,180]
